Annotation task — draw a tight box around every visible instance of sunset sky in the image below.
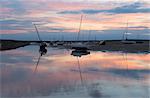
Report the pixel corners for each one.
[0,0,150,40]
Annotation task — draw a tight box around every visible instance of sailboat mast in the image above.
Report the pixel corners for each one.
[122,21,129,40]
[77,15,83,41]
[125,21,128,40]
[34,24,42,41]
[88,30,91,41]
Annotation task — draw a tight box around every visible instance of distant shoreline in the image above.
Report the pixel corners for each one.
[0,39,149,53]
[0,39,149,42]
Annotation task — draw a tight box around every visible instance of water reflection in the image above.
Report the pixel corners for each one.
[0,45,150,98]
[34,43,48,73]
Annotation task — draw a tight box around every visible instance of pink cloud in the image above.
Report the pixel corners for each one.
[0,30,29,34]
[1,0,149,35]
[0,8,13,13]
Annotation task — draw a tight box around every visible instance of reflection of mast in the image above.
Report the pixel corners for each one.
[77,57,84,85]
[123,53,128,70]
[34,54,42,73]
[71,49,90,86]
[33,46,47,74]
[125,53,128,70]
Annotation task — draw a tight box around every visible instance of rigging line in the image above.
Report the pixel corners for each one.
[77,15,83,41]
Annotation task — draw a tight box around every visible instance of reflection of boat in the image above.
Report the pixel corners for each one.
[71,49,90,57]
[39,42,47,56]
[34,44,47,73]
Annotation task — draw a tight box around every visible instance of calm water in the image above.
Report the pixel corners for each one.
[0,45,150,98]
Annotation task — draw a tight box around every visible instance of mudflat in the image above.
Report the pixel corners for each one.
[0,39,149,53]
[0,40,30,51]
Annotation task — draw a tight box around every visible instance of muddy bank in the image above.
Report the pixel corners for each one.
[0,40,30,51]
